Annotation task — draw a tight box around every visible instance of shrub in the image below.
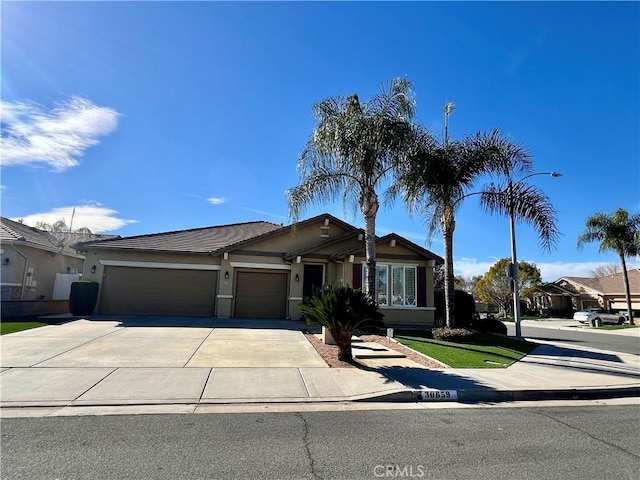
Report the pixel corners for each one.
[431,327,476,343]
[300,283,384,362]
[434,289,476,327]
[470,318,507,335]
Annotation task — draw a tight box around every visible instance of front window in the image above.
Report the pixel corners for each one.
[363,264,416,307]
[362,265,388,306]
[392,266,417,306]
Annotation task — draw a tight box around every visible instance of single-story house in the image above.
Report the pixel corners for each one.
[530,268,640,315]
[1,217,86,301]
[0,217,118,315]
[77,213,444,325]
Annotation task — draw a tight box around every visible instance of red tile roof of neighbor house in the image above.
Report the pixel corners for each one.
[75,221,284,254]
[559,269,640,295]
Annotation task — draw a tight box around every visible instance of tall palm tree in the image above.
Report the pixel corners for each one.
[287,78,416,297]
[392,125,558,328]
[577,208,640,325]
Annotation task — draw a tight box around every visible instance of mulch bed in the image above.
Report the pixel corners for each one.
[303,332,446,369]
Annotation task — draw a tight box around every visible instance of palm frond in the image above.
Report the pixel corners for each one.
[577,208,640,256]
[480,182,559,251]
[286,173,348,223]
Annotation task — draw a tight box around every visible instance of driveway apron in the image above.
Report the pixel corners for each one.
[0,317,333,406]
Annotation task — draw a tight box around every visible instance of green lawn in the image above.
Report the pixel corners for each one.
[395,332,538,368]
[1,321,47,335]
[599,324,639,331]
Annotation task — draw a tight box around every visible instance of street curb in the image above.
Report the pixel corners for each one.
[455,386,640,403]
[2,387,640,411]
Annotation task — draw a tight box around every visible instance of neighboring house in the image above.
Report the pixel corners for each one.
[530,269,640,314]
[77,213,444,325]
[0,217,118,302]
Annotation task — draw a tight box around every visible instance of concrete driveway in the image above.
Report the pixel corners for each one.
[1,317,404,408]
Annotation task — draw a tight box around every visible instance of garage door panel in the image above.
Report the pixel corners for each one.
[235,271,287,318]
[100,267,216,317]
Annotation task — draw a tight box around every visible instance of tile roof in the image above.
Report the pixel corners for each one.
[326,233,444,263]
[556,269,640,295]
[48,232,120,251]
[0,217,74,255]
[597,269,640,294]
[75,221,284,254]
[1,217,119,257]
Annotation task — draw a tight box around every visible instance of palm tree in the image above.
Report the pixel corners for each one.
[286,78,416,297]
[577,208,640,325]
[392,124,559,328]
[300,283,384,362]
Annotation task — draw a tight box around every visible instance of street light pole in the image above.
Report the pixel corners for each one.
[510,171,562,339]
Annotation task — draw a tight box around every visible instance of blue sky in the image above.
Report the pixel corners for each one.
[1,1,638,281]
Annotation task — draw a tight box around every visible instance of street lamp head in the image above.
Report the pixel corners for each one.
[550,172,562,178]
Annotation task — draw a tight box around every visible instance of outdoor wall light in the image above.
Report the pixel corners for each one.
[295,274,300,282]
[91,265,97,273]
[225,271,229,280]
[3,258,9,265]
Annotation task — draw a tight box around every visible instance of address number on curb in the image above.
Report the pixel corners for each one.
[419,389,458,401]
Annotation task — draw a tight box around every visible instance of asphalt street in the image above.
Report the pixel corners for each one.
[2,405,639,480]
[507,323,640,355]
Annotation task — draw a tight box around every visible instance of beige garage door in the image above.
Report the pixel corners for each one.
[234,271,288,318]
[99,267,217,316]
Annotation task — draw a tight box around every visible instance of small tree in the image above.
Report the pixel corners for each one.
[300,283,384,362]
[475,258,542,316]
[577,208,640,325]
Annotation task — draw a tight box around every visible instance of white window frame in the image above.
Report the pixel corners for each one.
[391,265,417,307]
[363,263,417,308]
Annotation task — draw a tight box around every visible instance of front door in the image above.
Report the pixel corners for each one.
[303,264,324,298]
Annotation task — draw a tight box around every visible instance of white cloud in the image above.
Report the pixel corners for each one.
[16,204,137,233]
[454,257,497,279]
[207,197,228,205]
[453,257,640,283]
[1,96,120,171]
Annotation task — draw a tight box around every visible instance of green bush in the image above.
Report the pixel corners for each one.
[470,318,507,335]
[300,283,384,361]
[434,289,476,327]
[431,327,476,342]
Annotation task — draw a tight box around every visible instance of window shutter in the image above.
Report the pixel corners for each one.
[353,263,362,290]
[417,266,427,307]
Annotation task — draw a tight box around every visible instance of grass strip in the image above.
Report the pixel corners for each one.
[599,324,639,331]
[395,333,537,369]
[1,321,47,335]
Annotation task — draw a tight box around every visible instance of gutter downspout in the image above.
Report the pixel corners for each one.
[12,245,29,300]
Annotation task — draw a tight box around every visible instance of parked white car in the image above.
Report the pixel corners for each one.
[573,308,626,326]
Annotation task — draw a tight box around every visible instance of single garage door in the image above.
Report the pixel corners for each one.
[99,266,217,316]
[234,271,288,318]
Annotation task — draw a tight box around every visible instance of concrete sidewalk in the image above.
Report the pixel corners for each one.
[1,318,639,417]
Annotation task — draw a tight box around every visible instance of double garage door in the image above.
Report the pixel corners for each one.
[99,267,217,317]
[99,266,288,318]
